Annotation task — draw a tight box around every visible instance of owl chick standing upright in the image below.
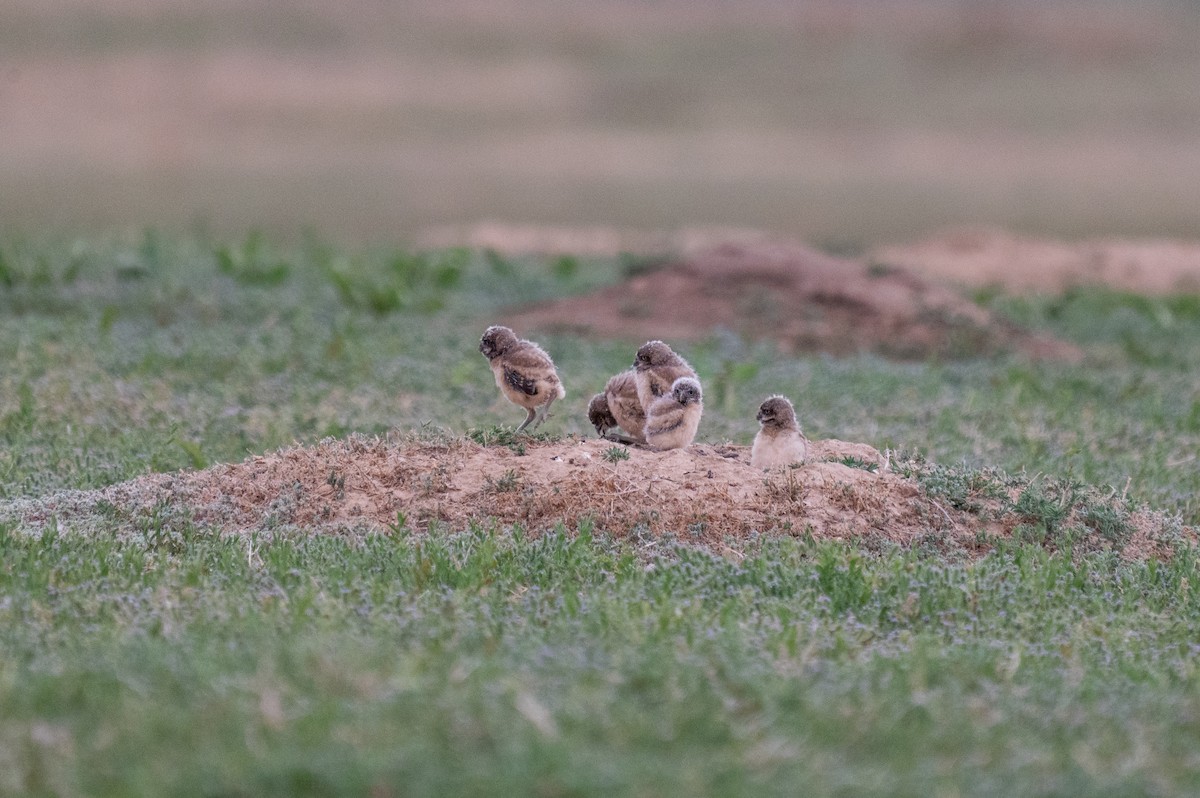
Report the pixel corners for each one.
[644,376,703,450]
[633,340,697,412]
[479,325,565,432]
[587,369,647,443]
[751,395,809,469]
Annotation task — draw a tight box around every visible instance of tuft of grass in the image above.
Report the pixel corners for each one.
[896,455,1146,552]
[214,230,291,286]
[0,240,82,289]
[467,425,558,455]
[602,445,630,463]
[321,248,469,315]
[763,468,807,504]
[1080,501,1135,546]
[1013,476,1076,539]
[387,510,409,535]
[837,455,879,472]
[484,468,521,494]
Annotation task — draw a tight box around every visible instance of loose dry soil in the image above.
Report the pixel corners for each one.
[5,435,1190,561]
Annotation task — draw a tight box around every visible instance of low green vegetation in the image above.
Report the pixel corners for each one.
[1,233,1199,795]
[3,525,1200,796]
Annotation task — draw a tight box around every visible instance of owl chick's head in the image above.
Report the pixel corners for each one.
[634,340,678,370]
[756,395,798,428]
[671,376,703,406]
[480,325,518,360]
[587,392,616,436]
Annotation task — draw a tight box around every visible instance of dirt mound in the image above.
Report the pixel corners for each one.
[872,226,1200,294]
[4,435,1187,560]
[503,239,1079,360]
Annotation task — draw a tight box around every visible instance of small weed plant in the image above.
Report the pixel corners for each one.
[602,445,630,463]
[484,468,522,494]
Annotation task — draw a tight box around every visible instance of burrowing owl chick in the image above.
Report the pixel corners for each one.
[479,325,565,432]
[633,340,697,412]
[587,369,647,444]
[751,395,809,469]
[644,376,703,451]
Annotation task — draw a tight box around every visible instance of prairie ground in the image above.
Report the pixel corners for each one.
[2,230,1200,795]
[4,1,1200,794]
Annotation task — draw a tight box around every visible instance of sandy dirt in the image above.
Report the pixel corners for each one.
[5,434,1188,561]
[503,238,1081,359]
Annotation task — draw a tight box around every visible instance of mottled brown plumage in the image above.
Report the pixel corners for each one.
[587,369,647,443]
[751,395,809,469]
[633,340,697,413]
[479,325,565,432]
[644,376,703,451]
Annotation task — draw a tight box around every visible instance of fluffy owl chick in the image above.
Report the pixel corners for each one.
[587,369,647,443]
[479,325,565,432]
[751,395,809,469]
[644,376,703,451]
[633,340,697,412]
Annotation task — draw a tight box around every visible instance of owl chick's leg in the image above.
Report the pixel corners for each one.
[531,393,558,429]
[515,406,538,433]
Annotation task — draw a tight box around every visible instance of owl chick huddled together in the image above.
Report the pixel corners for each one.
[586,340,704,450]
[587,369,646,444]
[632,340,697,412]
[751,395,808,469]
[644,376,703,450]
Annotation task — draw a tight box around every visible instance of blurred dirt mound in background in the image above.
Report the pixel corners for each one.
[418,222,780,259]
[503,239,1080,360]
[5,435,1187,561]
[871,226,1200,294]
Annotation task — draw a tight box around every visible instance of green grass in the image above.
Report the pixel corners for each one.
[2,232,1200,794]
[3,525,1200,796]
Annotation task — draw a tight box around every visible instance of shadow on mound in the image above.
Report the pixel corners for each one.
[504,240,1080,360]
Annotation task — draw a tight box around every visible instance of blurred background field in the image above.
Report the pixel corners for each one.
[3,0,1200,247]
